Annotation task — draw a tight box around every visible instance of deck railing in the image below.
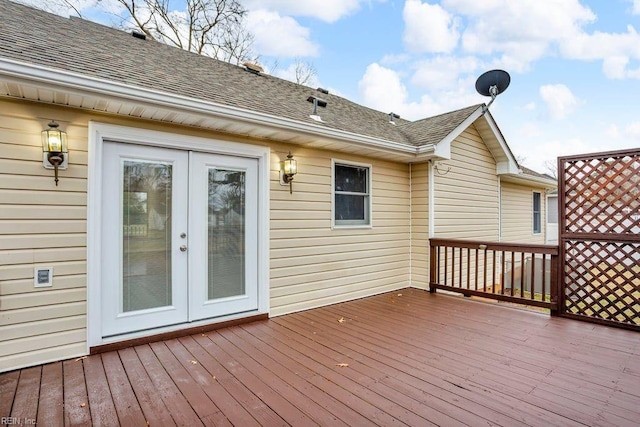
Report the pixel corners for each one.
[429,238,560,313]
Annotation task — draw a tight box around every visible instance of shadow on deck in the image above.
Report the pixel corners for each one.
[2,288,639,426]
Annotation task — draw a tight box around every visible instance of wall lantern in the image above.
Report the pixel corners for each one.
[281,152,297,194]
[41,120,68,186]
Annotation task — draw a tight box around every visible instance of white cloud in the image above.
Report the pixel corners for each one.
[410,56,479,90]
[603,56,630,79]
[520,122,542,137]
[358,63,444,119]
[511,135,591,173]
[246,10,319,57]
[432,0,640,79]
[536,137,590,167]
[358,63,411,112]
[358,63,481,120]
[625,122,640,139]
[630,0,640,15]
[402,0,459,54]
[629,66,640,78]
[523,102,536,111]
[441,0,595,70]
[607,124,621,139]
[539,84,581,120]
[601,54,640,79]
[561,25,640,60]
[242,0,361,23]
[554,24,640,79]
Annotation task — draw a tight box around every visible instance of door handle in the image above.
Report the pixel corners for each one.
[179,245,187,252]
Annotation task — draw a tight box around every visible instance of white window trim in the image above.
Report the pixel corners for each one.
[86,121,270,348]
[331,158,373,229]
[532,191,542,235]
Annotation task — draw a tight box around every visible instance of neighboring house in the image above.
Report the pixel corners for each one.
[0,0,556,372]
[500,166,557,245]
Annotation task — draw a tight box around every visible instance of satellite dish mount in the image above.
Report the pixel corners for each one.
[475,69,511,114]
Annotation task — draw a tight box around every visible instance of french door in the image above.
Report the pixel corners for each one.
[101,142,258,337]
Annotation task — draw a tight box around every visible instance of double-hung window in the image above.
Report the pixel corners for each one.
[533,191,542,234]
[333,160,371,227]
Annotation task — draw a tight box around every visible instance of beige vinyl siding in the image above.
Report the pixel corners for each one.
[0,98,412,371]
[269,147,411,315]
[410,162,429,289]
[501,181,547,244]
[0,100,89,372]
[433,125,500,240]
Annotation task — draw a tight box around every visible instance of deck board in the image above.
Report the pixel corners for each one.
[83,355,118,426]
[37,362,64,427]
[283,305,540,426]
[1,289,639,426]
[242,321,427,426]
[117,347,177,426]
[100,352,148,427]
[196,331,316,426]
[62,358,92,426]
[163,338,260,427]
[231,324,374,426]
[134,344,204,426]
[217,327,351,426]
[10,366,40,423]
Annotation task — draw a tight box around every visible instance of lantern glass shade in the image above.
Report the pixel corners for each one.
[41,122,68,154]
[283,155,297,176]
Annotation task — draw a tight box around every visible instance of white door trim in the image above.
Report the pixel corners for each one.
[87,122,270,348]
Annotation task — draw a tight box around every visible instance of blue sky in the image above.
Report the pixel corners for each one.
[22,0,640,174]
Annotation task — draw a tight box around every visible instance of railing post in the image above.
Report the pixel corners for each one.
[550,252,560,316]
[429,242,436,293]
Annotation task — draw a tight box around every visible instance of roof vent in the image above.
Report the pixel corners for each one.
[307,96,327,122]
[131,31,146,40]
[243,62,264,74]
[316,87,329,94]
[389,112,400,125]
[307,96,327,108]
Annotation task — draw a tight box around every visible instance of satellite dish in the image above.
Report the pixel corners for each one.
[475,69,510,113]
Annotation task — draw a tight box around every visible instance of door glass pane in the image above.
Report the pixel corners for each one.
[122,160,172,312]
[208,168,245,299]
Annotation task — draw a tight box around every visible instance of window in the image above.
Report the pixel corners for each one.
[547,196,558,224]
[333,161,371,227]
[533,192,542,234]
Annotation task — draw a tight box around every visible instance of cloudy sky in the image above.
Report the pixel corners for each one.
[20,0,640,174]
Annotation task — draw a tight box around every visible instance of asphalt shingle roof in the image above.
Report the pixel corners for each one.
[0,0,483,147]
[399,105,482,147]
[520,166,556,181]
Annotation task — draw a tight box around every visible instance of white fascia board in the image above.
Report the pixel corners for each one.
[501,173,558,189]
[431,106,484,160]
[497,161,521,175]
[415,143,437,159]
[0,57,417,158]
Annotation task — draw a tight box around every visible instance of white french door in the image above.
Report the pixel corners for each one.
[189,152,258,320]
[101,142,258,337]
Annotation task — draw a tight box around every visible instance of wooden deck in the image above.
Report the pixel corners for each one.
[2,288,639,426]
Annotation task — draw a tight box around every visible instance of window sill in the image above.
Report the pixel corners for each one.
[332,224,373,230]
